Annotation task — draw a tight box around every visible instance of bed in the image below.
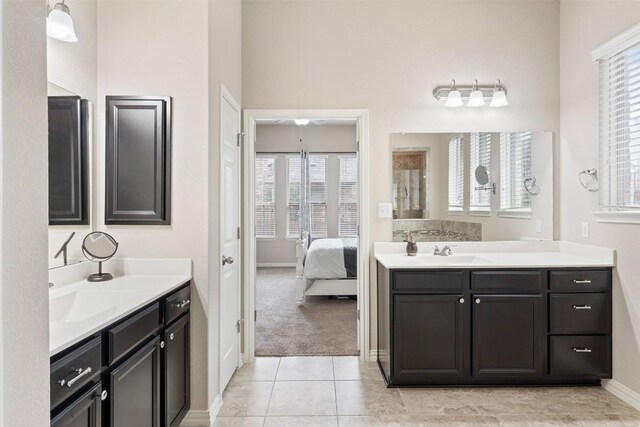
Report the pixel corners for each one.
[295,232,358,304]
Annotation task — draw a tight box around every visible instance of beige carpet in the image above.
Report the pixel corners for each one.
[255,267,358,357]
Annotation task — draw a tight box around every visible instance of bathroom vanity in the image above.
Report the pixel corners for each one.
[375,241,614,387]
[49,260,191,427]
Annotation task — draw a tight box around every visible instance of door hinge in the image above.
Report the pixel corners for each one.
[236,319,242,333]
[237,226,241,240]
[237,132,245,147]
[255,310,257,321]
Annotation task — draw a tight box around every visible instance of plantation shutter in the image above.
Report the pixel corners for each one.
[448,135,464,212]
[469,132,492,212]
[500,132,532,211]
[309,155,327,237]
[339,154,358,237]
[598,41,640,209]
[255,156,276,238]
[286,155,301,238]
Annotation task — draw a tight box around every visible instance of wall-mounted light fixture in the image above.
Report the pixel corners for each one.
[434,79,508,108]
[47,0,78,43]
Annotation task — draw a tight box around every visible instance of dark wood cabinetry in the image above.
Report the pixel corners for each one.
[51,284,190,427]
[377,266,612,387]
[472,294,544,377]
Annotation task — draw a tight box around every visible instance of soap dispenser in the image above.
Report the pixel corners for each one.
[405,231,418,256]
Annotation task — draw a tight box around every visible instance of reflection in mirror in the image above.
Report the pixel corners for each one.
[391,132,553,242]
[83,232,119,282]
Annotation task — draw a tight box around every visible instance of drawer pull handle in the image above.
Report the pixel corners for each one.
[170,333,175,340]
[459,298,465,304]
[173,299,190,309]
[475,298,481,304]
[573,279,592,284]
[572,347,592,353]
[59,367,92,388]
[573,305,592,310]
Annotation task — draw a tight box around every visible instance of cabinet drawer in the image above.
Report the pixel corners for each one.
[51,382,102,427]
[550,336,611,378]
[392,271,464,293]
[107,302,160,365]
[549,270,610,292]
[471,271,542,292]
[50,337,101,410]
[165,285,191,325]
[550,294,610,334]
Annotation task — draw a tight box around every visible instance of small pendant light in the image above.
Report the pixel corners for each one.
[47,0,78,43]
[445,80,463,108]
[467,80,485,107]
[490,80,509,107]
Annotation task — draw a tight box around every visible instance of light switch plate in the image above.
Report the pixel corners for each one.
[378,203,393,218]
[535,220,542,233]
[581,222,590,238]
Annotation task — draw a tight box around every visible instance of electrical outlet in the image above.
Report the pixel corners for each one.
[581,222,590,238]
[378,203,393,219]
[535,220,542,233]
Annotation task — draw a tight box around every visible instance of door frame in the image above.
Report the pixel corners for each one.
[218,83,242,395]
[242,108,370,363]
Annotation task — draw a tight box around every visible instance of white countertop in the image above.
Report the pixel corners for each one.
[49,259,191,357]
[374,241,615,270]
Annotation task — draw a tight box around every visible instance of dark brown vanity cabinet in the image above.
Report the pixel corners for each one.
[51,284,191,427]
[377,265,612,386]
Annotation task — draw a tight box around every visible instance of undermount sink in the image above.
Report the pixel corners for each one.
[50,290,143,323]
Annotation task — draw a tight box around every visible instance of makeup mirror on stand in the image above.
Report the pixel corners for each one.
[82,232,118,282]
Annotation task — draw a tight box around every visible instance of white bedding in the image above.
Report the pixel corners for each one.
[303,238,348,279]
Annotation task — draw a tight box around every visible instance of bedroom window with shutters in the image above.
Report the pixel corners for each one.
[286,155,301,238]
[339,154,358,237]
[448,135,465,212]
[499,131,532,214]
[255,155,276,238]
[595,36,640,218]
[309,155,328,237]
[469,132,492,213]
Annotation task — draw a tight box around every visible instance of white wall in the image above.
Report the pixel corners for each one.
[47,0,98,264]
[256,124,357,265]
[243,0,560,351]
[96,0,212,411]
[559,0,640,396]
[1,0,50,425]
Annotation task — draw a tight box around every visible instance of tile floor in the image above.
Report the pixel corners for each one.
[212,356,640,426]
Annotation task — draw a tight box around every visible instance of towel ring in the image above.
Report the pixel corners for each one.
[579,168,599,192]
[524,177,540,195]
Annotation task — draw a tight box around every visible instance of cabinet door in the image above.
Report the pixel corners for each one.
[472,295,544,377]
[393,294,466,384]
[51,383,102,427]
[163,315,190,427]
[109,337,161,427]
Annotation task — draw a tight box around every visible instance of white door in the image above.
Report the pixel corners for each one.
[220,86,241,392]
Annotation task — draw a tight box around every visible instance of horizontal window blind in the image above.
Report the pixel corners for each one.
[470,132,491,211]
[599,42,640,209]
[448,135,464,212]
[309,155,327,237]
[339,155,358,237]
[500,132,532,211]
[255,156,276,238]
[286,155,301,238]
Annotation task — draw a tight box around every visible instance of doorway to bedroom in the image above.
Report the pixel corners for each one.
[253,118,359,357]
[242,109,370,362]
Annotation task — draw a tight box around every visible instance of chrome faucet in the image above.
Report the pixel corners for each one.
[433,245,455,256]
[54,232,76,266]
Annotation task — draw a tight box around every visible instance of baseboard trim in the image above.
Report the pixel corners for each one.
[369,350,378,360]
[256,262,297,268]
[603,379,640,410]
[181,395,222,426]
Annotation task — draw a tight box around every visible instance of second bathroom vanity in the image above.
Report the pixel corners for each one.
[376,241,614,387]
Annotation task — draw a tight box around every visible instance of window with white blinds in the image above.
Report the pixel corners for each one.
[500,132,532,211]
[286,155,301,238]
[598,41,640,210]
[255,156,276,238]
[448,135,465,212]
[339,155,358,237]
[470,132,492,212]
[309,156,328,237]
